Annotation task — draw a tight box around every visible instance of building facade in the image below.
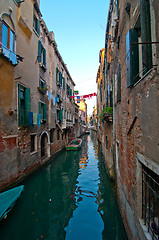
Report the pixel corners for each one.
[97,0,159,239]
[0,0,77,190]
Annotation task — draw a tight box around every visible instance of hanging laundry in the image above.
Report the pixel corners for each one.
[37,114,41,125]
[29,112,33,125]
[33,113,37,125]
[77,96,80,103]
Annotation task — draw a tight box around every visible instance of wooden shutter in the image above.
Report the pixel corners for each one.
[63,78,65,90]
[43,48,46,66]
[24,88,31,126]
[18,84,22,126]
[140,0,152,73]
[59,110,63,121]
[126,28,139,87]
[70,88,72,97]
[117,63,121,102]
[59,72,62,85]
[37,19,40,35]
[43,104,47,120]
[38,40,41,62]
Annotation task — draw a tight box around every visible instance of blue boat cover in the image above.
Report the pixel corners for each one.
[0,185,24,220]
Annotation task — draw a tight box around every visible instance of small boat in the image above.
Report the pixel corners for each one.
[0,185,24,221]
[66,138,82,151]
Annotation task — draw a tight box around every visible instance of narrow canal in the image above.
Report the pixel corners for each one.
[0,132,128,240]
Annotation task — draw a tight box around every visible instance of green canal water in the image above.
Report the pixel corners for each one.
[0,132,128,240]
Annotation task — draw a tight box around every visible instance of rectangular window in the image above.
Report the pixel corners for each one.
[142,165,159,239]
[39,101,47,121]
[126,28,139,87]
[50,129,54,143]
[33,11,40,35]
[18,84,31,126]
[67,84,70,96]
[56,68,59,84]
[62,77,65,90]
[57,129,60,141]
[0,21,17,65]
[38,40,46,68]
[140,0,152,74]
[30,134,37,153]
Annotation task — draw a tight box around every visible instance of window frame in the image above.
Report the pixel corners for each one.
[1,21,16,52]
[30,134,37,153]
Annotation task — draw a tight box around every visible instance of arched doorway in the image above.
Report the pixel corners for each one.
[40,132,50,159]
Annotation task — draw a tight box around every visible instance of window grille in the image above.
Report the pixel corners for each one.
[142,165,159,239]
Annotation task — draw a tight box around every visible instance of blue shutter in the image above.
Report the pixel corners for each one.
[38,40,41,62]
[18,84,22,126]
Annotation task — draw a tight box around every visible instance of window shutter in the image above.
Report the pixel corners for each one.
[43,48,46,66]
[63,78,65,90]
[126,28,139,87]
[38,40,41,62]
[70,88,72,97]
[59,72,62,85]
[140,0,152,73]
[37,19,40,35]
[18,84,22,126]
[117,63,121,102]
[43,104,47,120]
[59,110,63,121]
[24,88,31,126]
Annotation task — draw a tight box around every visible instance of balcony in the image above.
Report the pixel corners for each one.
[0,45,17,65]
[62,119,73,129]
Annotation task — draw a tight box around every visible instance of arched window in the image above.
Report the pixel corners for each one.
[0,12,17,65]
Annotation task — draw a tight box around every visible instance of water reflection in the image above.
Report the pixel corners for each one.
[0,131,127,240]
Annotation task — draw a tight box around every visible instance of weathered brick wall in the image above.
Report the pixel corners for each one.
[115,0,159,239]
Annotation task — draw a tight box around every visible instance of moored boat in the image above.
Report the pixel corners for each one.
[66,138,82,151]
[0,185,24,221]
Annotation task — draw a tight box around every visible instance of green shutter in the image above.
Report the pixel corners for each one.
[117,63,121,102]
[140,0,152,73]
[43,104,47,120]
[63,78,65,90]
[43,48,46,66]
[59,110,63,121]
[70,88,72,97]
[38,40,41,62]
[24,88,31,126]
[126,28,139,87]
[59,72,62,85]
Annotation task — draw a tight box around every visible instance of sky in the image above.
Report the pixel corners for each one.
[40,0,109,115]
